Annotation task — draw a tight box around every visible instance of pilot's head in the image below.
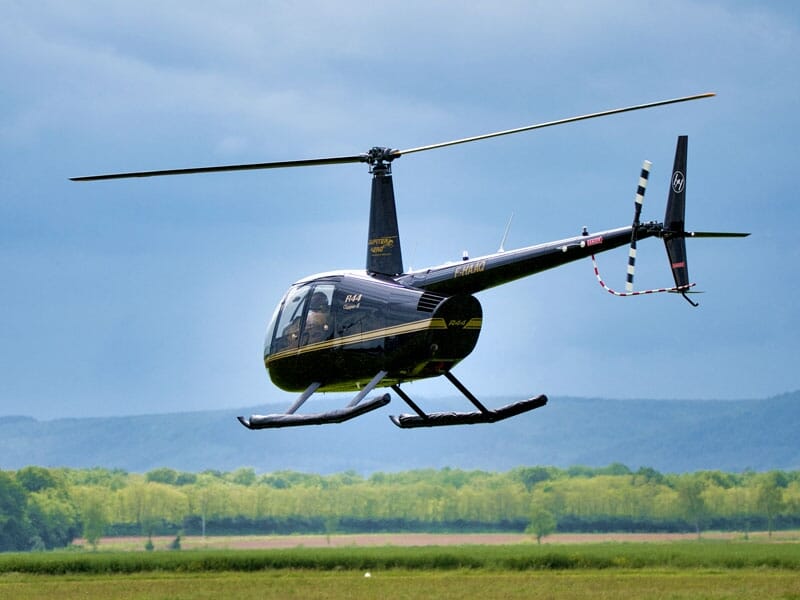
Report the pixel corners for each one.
[309,292,329,311]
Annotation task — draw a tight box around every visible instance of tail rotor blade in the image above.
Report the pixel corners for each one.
[627,160,652,292]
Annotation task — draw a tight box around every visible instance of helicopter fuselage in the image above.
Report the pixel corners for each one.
[264,272,482,392]
[264,223,656,392]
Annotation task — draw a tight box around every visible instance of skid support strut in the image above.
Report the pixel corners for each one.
[389,371,547,428]
[238,371,390,429]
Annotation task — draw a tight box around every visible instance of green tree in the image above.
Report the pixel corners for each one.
[175,472,197,486]
[0,471,33,551]
[26,489,80,549]
[15,466,60,493]
[676,474,707,538]
[229,467,257,487]
[146,468,179,485]
[598,463,632,476]
[188,476,227,537]
[64,467,128,490]
[526,506,557,544]
[755,471,785,538]
[79,489,108,550]
[633,466,665,486]
[16,468,80,550]
[324,515,339,545]
[510,466,554,491]
[139,483,189,536]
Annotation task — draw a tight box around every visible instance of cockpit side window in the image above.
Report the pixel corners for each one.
[301,284,335,346]
[271,284,311,352]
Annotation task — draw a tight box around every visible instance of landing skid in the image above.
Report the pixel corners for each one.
[238,371,390,429]
[389,371,547,428]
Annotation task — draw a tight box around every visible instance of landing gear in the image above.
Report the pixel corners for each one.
[238,369,547,430]
[237,371,391,429]
[389,371,547,428]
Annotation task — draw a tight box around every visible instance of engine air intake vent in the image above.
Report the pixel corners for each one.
[417,292,447,313]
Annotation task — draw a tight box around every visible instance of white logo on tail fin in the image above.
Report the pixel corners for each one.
[671,171,685,194]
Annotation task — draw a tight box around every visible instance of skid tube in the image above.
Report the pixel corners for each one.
[238,371,391,429]
[389,371,547,428]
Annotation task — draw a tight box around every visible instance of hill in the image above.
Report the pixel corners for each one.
[1,392,798,474]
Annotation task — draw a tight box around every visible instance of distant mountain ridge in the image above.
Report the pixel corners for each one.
[1,392,798,474]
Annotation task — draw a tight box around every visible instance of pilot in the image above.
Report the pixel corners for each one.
[304,291,330,343]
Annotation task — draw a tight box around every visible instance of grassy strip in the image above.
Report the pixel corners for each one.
[1,542,799,575]
[4,570,800,600]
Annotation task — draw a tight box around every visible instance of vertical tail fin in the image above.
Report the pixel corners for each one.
[664,135,690,289]
[367,163,404,275]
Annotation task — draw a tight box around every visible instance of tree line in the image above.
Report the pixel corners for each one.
[1,464,798,551]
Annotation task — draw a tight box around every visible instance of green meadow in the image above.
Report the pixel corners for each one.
[3,569,800,600]
[2,541,799,599]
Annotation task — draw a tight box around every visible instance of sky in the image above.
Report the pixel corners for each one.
[1,1,799,419]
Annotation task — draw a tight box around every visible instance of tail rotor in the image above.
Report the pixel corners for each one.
[591,157,697,299]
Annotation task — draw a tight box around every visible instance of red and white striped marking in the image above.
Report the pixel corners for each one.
[592,253,695,297]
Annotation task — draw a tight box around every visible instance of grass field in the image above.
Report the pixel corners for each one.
[2,535,799,599]
[3,569,800,600]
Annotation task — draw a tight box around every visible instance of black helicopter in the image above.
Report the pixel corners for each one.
[72,93,747,430]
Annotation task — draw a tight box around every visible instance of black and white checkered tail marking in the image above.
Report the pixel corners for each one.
[626,160,651,292]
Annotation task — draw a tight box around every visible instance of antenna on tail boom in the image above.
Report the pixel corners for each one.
[498,213,514,252]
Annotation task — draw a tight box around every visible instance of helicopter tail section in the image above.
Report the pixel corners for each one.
[592,135,748,306]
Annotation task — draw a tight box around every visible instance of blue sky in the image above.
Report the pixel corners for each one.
[1,1,798,419]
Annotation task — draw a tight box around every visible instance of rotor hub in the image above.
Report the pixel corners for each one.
[366,147,398,174]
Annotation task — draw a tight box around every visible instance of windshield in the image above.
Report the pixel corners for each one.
[269,284,310,354]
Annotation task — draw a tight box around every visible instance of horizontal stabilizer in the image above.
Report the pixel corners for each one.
[390,395,547,428]
[238,394,390,429]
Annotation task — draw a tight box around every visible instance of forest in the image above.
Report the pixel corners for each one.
[1,464,798,551]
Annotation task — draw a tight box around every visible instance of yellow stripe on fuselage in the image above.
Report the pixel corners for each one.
[464,318,482,330]
[266,317,448,364]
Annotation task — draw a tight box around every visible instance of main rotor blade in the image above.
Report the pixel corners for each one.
[70,153,369,181]
[396,93,715,157]
[71,92,714,181]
